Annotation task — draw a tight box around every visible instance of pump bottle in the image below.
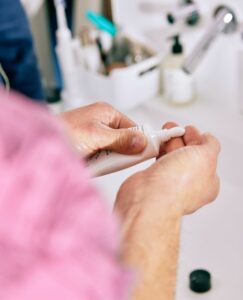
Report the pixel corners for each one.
[163,35,195,105]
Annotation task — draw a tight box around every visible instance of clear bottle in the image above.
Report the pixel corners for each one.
[163,35,195,105]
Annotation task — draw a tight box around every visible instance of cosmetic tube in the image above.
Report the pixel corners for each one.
[88,124,185,177]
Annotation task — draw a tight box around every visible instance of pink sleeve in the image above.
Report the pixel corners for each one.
[0,91,131,300]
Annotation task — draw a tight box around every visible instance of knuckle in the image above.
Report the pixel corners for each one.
[95,101,113,110]
[84,121,97,135]
[214,175,221,196]
[206,133,221,153]
[208,175,220,203]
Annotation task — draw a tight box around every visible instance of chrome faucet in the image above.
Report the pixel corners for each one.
[182,6,238,74]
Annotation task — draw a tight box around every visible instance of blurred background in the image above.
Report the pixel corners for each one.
[26,0,243,113]
[21,1,243,299]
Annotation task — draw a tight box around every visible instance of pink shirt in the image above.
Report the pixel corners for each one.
[0,91,130,299]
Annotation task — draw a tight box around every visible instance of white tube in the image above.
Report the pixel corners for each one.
[87,124,185,177]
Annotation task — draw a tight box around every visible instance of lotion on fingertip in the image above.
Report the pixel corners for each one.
[88,124,185,177]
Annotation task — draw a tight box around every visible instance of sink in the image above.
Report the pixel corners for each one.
[93,97,243,299]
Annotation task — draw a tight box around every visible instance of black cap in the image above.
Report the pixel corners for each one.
[189,269,212,293]
[172,35,183,54]
[167,13,175,24]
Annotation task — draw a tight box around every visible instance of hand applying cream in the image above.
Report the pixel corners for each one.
[88,124,185,177]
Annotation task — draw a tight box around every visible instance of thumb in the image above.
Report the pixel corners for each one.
[100,128,147,155]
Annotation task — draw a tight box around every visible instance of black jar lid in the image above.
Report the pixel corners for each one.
[189,269,212,293]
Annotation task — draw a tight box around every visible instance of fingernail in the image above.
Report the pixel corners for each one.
[131,134,146,150]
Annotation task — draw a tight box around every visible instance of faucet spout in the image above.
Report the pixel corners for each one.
[182,6,238,74]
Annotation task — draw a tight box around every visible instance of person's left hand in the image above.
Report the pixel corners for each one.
[59,102,147,158]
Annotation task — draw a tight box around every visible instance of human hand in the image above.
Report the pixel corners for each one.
[115,123,220,219]
[59,102,147,158]
[115,123,220,300]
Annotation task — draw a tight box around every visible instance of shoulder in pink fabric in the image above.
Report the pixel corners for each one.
[0,91,130,300]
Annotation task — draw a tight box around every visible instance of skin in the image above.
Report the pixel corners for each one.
[115,122,220,300]
[60,103,220,300]
[59,102,147,158]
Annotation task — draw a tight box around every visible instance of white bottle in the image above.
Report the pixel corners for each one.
[163,35,195,105]
[78,27,102,72]
[54,0,85,108]
[87,124,185,177]
[55,1,77,91]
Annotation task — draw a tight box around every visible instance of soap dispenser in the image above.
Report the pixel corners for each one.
[163,35,195,105]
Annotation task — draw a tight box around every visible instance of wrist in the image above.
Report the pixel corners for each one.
[115,175,182,250]
[120,196,181,245]
[119,193,182,300]
[115,171,183,222]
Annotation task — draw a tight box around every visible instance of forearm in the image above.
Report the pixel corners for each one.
[118,201,181,300]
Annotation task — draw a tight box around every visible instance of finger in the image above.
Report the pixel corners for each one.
[201,133,221,155]
[100,127,147,155]
[210,174,220,203]
[159,122,185,156]
[117,112,137,129]
[110,109,137,129]
[198,133,221,175]
[183,126,202,146]
[93,102,136,129]
[200,174,220,210]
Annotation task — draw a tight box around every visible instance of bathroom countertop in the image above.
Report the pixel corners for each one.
[94,95,243,300]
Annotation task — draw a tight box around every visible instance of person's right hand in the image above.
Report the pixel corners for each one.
[115,123,220,219]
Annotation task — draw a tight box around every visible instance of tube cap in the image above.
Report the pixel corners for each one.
[159,127,185,143]
[189,270,212,293]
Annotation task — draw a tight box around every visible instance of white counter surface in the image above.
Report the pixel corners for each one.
[93,95,243,300]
